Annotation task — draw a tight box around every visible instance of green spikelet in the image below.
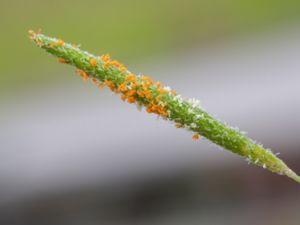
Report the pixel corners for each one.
[28,30,300,184]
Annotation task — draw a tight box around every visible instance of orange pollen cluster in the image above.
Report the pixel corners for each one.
[100,54,110,62]
[58,58,68,64]
[91,78,98,85]
[77,73,115,92]
[89,58,97,67]
[141,75,153,84]
[115,74,169,117]
[176,123,183,128]
[104,80,115,91]
[57,39,65,47]
[98,82,106,88]
[125,74,136,82]
[71,54,174,119]
[100,54,127,72]
[117,83,128,93]
[192,133,200,140]
[145,102,168,117]
[76,69,89,80]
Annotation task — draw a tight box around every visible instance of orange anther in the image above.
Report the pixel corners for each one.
[92,78,98,85]
[89,58,97,67]
[57,39,65,47]
[100,54,111,62]
[176,123,183,128]
[58,58,68,64]
[192,133,200,140]
[98,82,106,88]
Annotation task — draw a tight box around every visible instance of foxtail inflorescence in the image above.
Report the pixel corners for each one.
[29,30,300,184]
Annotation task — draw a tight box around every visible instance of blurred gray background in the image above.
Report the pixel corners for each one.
[1,1,300,225]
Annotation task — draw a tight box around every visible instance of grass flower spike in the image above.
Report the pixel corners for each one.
[29,30,300,184]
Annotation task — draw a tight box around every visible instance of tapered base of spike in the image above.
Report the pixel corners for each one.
[286,170,300,184]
